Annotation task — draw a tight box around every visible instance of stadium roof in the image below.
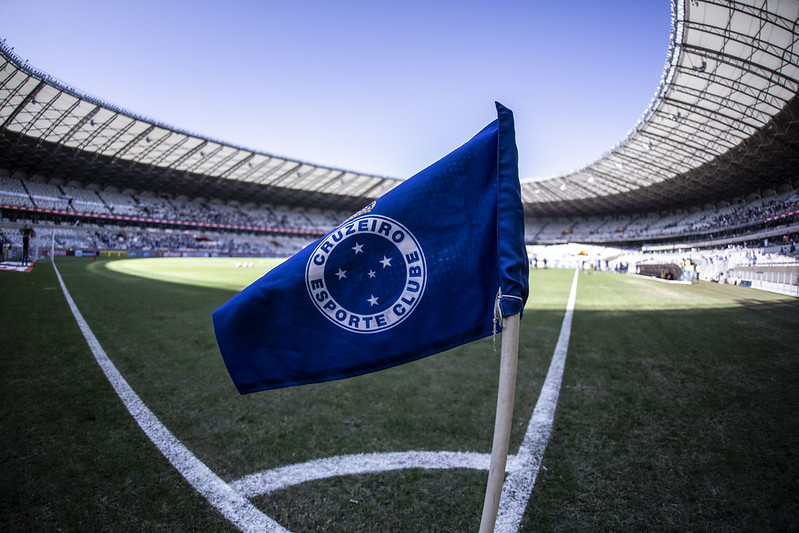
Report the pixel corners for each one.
[523,0,799,216]
[1,0,798,215]
[0,42,399,210]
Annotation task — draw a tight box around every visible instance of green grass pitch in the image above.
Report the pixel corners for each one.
[1,257,797,531]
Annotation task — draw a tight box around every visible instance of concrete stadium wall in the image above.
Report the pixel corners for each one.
[727,264,799,298]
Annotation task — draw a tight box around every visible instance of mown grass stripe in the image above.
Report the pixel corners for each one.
[52,260,288,533]
[496,268,579,532]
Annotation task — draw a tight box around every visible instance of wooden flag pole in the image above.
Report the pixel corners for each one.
[479,312,520,533]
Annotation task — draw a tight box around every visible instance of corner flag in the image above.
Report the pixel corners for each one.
[213,102,528,394]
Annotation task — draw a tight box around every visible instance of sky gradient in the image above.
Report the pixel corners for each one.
[0,1,672,181]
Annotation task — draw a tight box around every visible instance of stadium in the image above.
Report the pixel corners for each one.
[1,1,798,531]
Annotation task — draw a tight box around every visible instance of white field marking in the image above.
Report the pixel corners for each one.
[52,261,289,533]
[57,256,577,533]
[494,268,579,533]
[229,270,579,533]
[231,451,523,498]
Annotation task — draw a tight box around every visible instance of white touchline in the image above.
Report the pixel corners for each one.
[57,258,577,533]
[52,261,289,533]
[494,268,580,533]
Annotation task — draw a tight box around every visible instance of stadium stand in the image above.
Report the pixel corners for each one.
[527,188,799,247]
[24,179,64,210]
[0,175,33,207]
[98,188,140,216]
[0,170,346,258]
[59,184,111,214]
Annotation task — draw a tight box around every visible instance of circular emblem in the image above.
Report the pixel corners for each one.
[306,215,426,334]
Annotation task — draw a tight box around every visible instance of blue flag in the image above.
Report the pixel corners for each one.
[213,102,528,394]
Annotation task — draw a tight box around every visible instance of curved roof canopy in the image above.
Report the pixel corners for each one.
[524,0,799,215]
[1,0,798,215]
[0,43,398,210]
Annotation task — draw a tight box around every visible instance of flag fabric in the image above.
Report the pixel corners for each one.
[213,102,528,394]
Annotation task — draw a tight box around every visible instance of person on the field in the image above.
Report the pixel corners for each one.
[21,228,31,266]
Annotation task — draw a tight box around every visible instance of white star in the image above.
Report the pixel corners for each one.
[379,255,392,268]
[367,294,379,307]
[335,268,347,280]
[367,269,376,279]
[352,242,364,254]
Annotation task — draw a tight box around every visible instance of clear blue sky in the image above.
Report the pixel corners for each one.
[0,0,671,181]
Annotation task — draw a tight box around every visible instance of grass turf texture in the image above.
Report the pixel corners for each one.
[1,257,797,531]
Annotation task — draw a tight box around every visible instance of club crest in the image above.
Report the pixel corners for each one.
[306,215,427,333]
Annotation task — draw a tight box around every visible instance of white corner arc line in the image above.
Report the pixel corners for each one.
[494,268,579,533]
[52,261,289,533]
[231,450,508,498]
